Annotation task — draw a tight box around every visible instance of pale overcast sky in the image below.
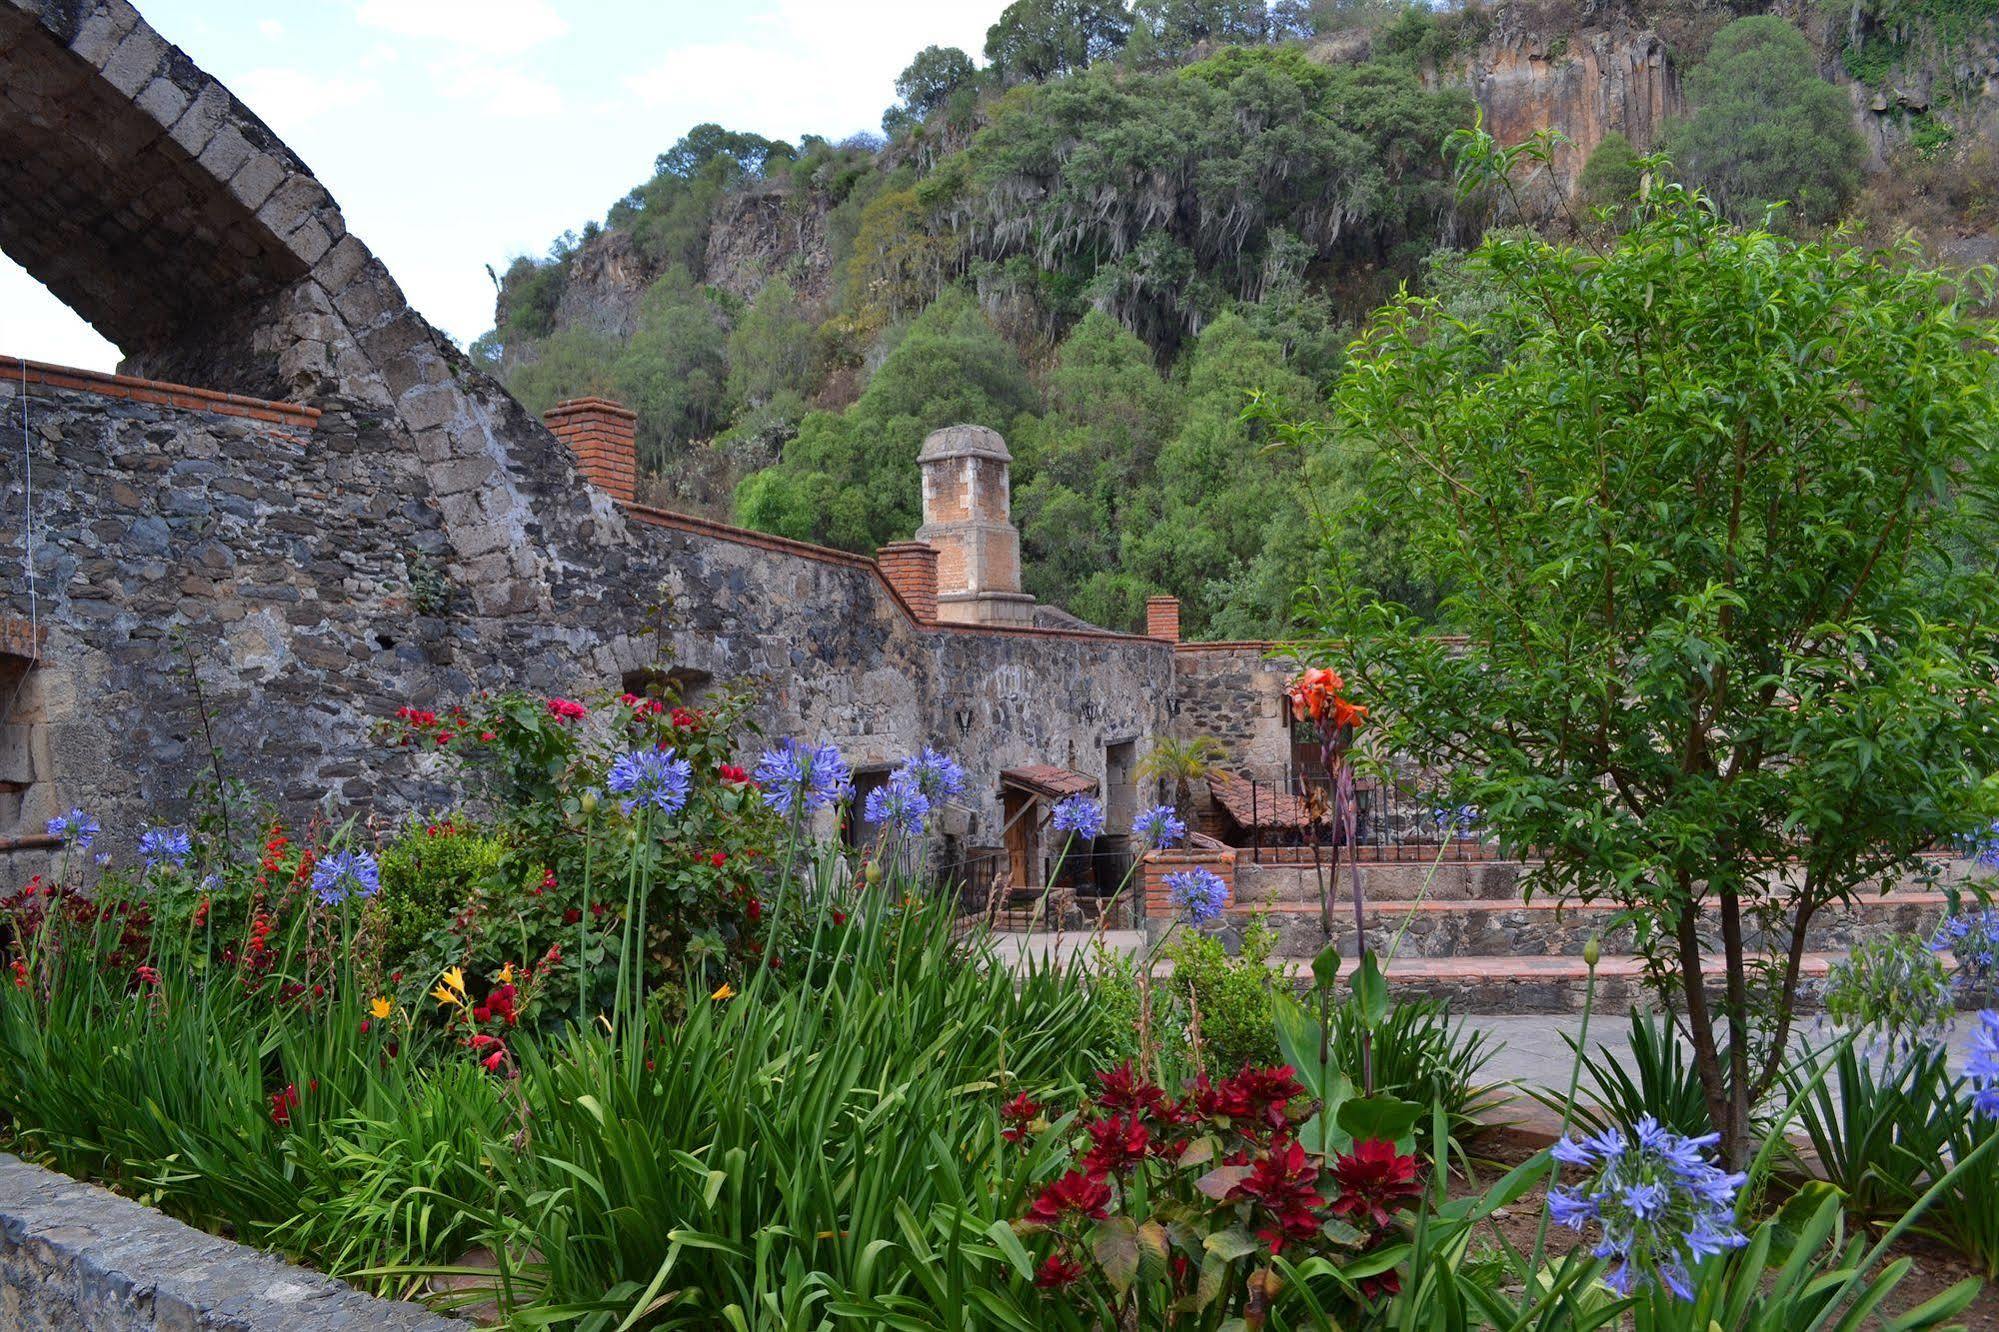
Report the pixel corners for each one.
[0,0,999,373]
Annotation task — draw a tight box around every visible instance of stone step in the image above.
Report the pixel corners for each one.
[1233,857,1976,905]
[1215,891,1956,959]
[1150,950,1849,1015]
[1234,859,1530,903]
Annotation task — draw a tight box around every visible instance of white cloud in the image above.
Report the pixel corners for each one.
[428,53,562,118]
[257,18,283,39]
[353,0,567,57]
[232,67,380,128]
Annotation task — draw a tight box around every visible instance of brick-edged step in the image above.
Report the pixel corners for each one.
[1226,891,1955,959]
[1234,859,1531,903]
[1149,950,1845,1015]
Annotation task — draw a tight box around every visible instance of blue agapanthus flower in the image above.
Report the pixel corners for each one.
[46,808,99,850]
[1968,1010,1999,1119]
[755,738,851,816]
[1051,794,1105,840]
[864,775,931,839]
[138,826,192,870]
[891,746,966,802]
[1165,867,1228,925]
[1961,819,1999,870]
[1547,1114,1747,1299]
[607,747,694,816]
[1132,804,1187,850]
[1932,908,1999,993]
[310,849,381,906]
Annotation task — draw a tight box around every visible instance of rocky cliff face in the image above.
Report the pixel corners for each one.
[1450,15,1681,195]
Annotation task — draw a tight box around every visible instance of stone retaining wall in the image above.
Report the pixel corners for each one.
[0,1154,458,1330]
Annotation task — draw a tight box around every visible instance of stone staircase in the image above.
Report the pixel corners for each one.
[1188,857,1972,1014]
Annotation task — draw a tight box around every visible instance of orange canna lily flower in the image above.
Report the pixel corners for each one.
[1331,697,1369,730]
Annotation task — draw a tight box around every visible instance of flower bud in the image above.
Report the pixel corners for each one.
[580,789,599,815]
[865,859,884,887]
[1582,935,1602,970]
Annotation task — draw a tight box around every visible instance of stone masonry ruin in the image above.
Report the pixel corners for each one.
[0,0,1296,889]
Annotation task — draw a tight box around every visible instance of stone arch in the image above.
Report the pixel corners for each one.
[0,0,642,617]
[0,0,345,394]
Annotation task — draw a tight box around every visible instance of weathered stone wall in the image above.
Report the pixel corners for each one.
[1171,644,1294,781]
[0,1153,459,1330]
[0,363,1171,860]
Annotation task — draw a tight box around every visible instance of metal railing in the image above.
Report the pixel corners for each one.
[1239,773,1506,864]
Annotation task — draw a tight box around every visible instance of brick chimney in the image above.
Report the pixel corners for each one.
[1146,595,1181,643]
[543,397,637,503]
[877,541,940,624]
[916,424,1035,626]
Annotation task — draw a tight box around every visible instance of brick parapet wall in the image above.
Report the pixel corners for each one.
[876,542,939,625]
[0,354,320,428]
[1141,843,1238,922]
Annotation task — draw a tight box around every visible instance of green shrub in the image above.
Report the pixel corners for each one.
[1162,919,1282,1074]
[374,818,505,968]
[1820,931,1957,1058]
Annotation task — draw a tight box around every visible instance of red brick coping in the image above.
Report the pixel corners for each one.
[2,354,320,428]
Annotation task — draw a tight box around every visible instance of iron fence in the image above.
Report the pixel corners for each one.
[1238,773,1507,864]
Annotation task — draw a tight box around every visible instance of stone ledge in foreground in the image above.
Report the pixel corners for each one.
[0,1153,461,1330]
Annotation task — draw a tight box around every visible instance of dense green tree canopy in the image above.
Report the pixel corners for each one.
[1661,17,1865,228]
[736,289,1036,550]
[929,46,1471,352]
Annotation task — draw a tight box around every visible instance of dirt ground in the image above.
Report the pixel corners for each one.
[1457,1126,1998,1329]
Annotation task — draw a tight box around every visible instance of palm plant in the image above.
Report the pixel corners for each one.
[1136,735,1228,821]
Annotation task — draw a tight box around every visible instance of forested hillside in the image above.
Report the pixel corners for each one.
[473,0,1999,639]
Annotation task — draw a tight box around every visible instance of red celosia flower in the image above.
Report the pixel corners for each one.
[718,764,749,784]
[710,851,727,868]
[545,697,588,722]
[1034,1252,1084,1289]
[1229,1137,1326,1253]
[747,898,763,923]
[564,908,581,924]
[1025,1170,1113,1227]
[1327,1138,1422,1232]
[1081,1113,1151,1176]
[1095,1060,1170,1117]
[1000,1092,1042,1144]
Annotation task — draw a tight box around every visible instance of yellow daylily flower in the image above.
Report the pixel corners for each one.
[440,966,465,995]
[710,983,736,1001]
[369,997,393,1020]
[496,962,515,985]
[432,984,462,1008]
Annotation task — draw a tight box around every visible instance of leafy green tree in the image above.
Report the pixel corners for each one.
[725,279,816,416]
[1131,0,1269,59]
[983,0,1131,84]
[894,45,978,117]
[503,325,623,418]
[1577,130,1643,217]
[611,267,731,470]
[1304,135,1999,1163]
[1014,311,1179,622]
[1126,314,1317,635]
[737,289,1035,549]
[1661,17,1865,228]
